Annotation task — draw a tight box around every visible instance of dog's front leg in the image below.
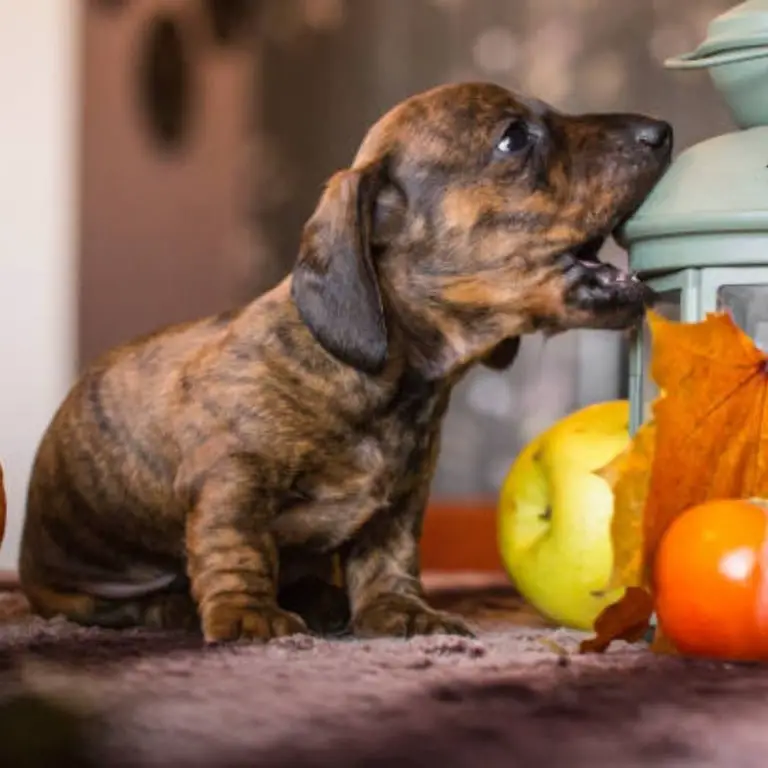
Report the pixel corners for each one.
[184,459,307,643]
[346,487,474,639]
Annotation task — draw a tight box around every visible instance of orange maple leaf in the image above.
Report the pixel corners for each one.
[596,418,657,591]
[644,310,768,565]
[581,309,768,654]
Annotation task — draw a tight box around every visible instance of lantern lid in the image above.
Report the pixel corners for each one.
[620,127,768,270]
[667,0,768,68]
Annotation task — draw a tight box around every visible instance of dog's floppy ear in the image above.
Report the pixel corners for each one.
[481,337,521,371]
[291,162,388,374]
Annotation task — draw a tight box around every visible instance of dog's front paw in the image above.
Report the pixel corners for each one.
[352,594,474,639]
[202,601,308,643]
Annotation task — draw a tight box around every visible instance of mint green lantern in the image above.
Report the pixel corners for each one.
[622,0,768,434]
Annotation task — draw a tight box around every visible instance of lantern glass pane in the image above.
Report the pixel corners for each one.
[717,285,768,352]
[642,290,681,419]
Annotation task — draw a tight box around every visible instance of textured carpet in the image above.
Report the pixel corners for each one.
[2,581,768,768]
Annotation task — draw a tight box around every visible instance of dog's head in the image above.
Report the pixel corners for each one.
[291,82,671,378]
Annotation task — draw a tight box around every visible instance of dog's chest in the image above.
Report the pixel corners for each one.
[271,384,448,551]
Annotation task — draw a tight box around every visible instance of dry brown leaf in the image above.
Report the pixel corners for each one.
[578,587,654,653]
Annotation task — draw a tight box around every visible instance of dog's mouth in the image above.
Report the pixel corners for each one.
[558,225,656,327]
[561,233,638,292]
[559,225,656,328]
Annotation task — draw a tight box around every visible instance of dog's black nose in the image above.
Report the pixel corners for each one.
[632,119,672,152]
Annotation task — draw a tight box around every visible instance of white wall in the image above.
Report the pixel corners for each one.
[0,0,80,570]
[0,1,254,571]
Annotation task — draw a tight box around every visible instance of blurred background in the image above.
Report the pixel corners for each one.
[0,0,736,569]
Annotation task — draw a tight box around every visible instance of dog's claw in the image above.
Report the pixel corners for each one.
[352,594,475,639]
[202,603,308,644]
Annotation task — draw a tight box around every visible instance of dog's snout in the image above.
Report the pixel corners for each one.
[631,118,672,153]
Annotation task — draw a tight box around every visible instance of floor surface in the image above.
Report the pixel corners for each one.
[1,578,767,767]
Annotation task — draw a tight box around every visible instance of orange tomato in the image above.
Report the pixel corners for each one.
[654,498,768,661]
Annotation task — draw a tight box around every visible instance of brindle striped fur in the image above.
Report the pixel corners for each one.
[19,83,671,642]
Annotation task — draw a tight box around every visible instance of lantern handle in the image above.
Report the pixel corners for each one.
[666,45,768,69]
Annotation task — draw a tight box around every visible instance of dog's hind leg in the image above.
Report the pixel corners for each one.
[21,581,199,632]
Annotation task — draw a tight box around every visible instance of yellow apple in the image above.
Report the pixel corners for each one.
[497,400,629,630]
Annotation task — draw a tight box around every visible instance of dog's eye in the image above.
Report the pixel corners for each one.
[496,121,531,155]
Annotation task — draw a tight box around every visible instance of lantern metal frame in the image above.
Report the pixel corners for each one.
[629,265,768,434]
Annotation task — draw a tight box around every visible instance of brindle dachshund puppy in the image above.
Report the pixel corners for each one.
[19,82,672,643]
